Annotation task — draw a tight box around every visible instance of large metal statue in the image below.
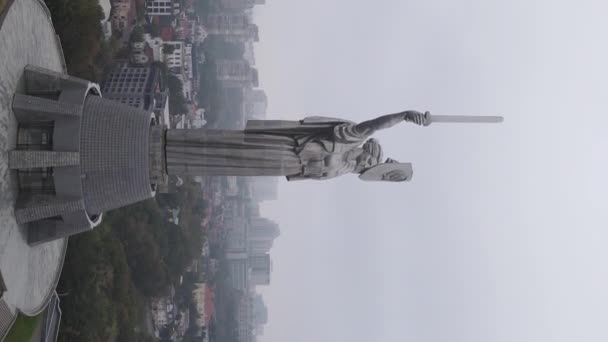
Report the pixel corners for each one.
[165,111,502,182]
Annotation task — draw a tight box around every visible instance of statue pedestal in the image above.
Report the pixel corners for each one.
[0,0,72,328]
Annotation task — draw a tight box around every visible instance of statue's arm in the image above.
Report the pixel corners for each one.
[353,111,428,137]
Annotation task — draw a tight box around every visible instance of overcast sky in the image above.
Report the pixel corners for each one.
[252,1,608,342]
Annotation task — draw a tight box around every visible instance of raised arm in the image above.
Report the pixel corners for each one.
[353,111,429,137]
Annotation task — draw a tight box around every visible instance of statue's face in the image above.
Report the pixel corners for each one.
[355,139,383,173]
[355,150,380,172]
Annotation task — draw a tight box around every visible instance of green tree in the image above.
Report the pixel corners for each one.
[44,0,105,80]
[130,26,144,43]
[163,43,177,55]
[167,74,188,115]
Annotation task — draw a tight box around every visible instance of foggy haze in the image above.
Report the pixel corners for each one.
[252,1,608,342]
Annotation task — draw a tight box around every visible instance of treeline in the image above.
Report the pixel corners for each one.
[57,221,152,342]
[44,0,120,82]
[43,1,211,340]
[57,181,207,341]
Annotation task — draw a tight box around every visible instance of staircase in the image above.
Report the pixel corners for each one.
[0,300,15,341]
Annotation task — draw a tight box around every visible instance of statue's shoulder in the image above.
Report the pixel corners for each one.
[302,116,355,125]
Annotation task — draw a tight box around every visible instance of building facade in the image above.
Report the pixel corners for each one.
[146,0,174,16]
[249,254,271,286]
[215,59,259,88]
[204,13,259,42]
[110,1,132,31]
[164,41,184,69]
[101,62,167,113]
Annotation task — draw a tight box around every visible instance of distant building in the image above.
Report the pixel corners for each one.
[164,41,185,69]
[215,59,259,88]
[131,41,155,65]
[248,217,280,254]
[228,259,249,290]
[204,13,259,42]
[226,217,248,253]
[252,294,268,325]
[151,296,177,329]
[213,0,265,11]
[102,62,168,114]
[249,177,277,201]
[146,0,173,16]
[249,254,271,286]
[244,89,267,119]
[236,295,254,342]
[110,0,133,31]
[191,283,214,328]
[183,42,194,80]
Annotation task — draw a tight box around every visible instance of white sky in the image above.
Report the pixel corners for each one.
[252,1,608,342]
[99,0,111,21]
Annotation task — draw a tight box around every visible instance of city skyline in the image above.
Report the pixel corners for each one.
[3,0,608,341]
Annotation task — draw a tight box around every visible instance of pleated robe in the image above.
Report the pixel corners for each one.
[165,117,368,179]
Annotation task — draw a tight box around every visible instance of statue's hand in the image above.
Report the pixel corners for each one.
[403,111,431,126]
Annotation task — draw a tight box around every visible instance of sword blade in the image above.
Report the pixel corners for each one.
[429,115,504,124]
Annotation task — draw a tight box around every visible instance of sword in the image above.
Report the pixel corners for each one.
[427,114,503,124]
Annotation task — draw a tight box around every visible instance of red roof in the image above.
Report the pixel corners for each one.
[205,287,215,325]
[145,45,154,60]
[160,26,174,41]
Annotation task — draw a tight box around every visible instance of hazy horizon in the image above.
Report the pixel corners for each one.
[252,1,608,342]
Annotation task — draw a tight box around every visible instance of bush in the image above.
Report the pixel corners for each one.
[44,0,105,81]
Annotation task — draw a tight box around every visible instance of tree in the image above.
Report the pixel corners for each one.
[130,26,144,43]
[145,23,160,37]
[163,44,177,55]
[167,74,188,115]
[44,0,105,80]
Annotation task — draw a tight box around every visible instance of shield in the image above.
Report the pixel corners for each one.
[358,163,413,182]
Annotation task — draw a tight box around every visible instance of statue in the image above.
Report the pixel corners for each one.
[165,111,430,182]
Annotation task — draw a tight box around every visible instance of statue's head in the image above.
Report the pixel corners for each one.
[354,138,384,172]
[358,158,413,182]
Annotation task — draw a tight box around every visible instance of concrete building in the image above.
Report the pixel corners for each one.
[204,13,259,42]
[228,259,249,290]
[110,0,133,31]
[244,89,267,119]
[183,42,194,80]
[164,41,185,69]
[248,217,280,254]
[236,295,254,342]
[213,0,265,11]
[192,283,213,328]
[146,0,174,16]
[151,296,177,328]
[138,34,165,62]
[8,65,163,244]
[249,254,271,286]
[252,294,268,325]
[248,176,277,201]
[249,217,280,240]
[226,217,248,253]
[215,59,259,88]
[101,62,168,115]
[131,41,155,65]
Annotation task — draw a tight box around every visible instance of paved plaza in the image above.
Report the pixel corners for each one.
[0,0,68,329]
